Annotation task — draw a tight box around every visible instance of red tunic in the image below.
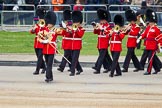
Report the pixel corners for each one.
[110,30,125,52]
[71,27,85,50]
[156,33,162,46]
[94,23,111,49]
[141,25,161,50]
[126,23,140,48]
[61,28,73,50]
[42,33,58,55]
[30,24,48,49]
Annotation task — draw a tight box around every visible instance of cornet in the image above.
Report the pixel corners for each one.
[114,25,120,33]
[72,24,78,31]
[38,19,46,27]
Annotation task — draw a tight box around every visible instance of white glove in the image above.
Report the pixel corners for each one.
[42,40,49,44]
[62,21,67,28]
[160,48,162,53]
[136,39,140,43]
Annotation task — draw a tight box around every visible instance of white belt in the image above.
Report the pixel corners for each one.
[111,41,121,44]
[50,42,56,46]
[128,35,137,38]
[63,37,82,40]
[98,35,107,38]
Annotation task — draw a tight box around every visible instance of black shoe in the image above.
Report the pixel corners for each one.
[76,70,83,75]
[133,68,139,72]
[57,67,63,72]
[121,69,128,72]
[109,73,114,77]
[33,71,39,75]
[93,71,100,74]
[92,67,97,70]
[41,69,46,74]
[143,72,151,75]
[103,69,111,73]
[114,74,122,76]
[45,78,53,83]
[152,70,160,74]
[69,73,75,76]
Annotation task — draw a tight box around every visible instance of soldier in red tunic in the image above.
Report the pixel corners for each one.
[92,8,112,74]
[122,9,143,72]
[57,10,83,74]
[109,14,125,77]
[38,11,57,82]
[30,8,47,75]
[69,11,85,76]
[137,8,161,75]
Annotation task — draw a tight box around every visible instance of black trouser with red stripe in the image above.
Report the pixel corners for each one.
[146,50,160,73]
[59,49,72,71]
[70,50,82,74]
[95,49,112,72]
[35,48,46,72]
[123,47,142,70]
[140,49,162,70]
[110,51,121,75]
[44,54,54,80]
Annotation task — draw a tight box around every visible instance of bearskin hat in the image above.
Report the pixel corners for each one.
[97,8,111,22]
[45,11,57,25]
[72,11,83,23]
[63,9,72,21]
[146,8,157,23]
[125,9,137,21]
[36,8,46,19]
[114,14,124,27]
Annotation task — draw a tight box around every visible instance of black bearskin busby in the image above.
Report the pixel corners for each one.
[63,9,72,21]
[97,8,111,22]
[146,8,157,23]
[114,14,124,27]
[36,8,46,19]
[72,11,83,23]
[125,9,137,21]
[45,11,57,25]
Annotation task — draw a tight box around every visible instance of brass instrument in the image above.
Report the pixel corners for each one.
[113,25,120,33]
[38,19,46,27]
[121,24,131,33]
[72,24,78,31]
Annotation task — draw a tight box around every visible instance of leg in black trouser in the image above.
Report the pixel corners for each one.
[34,48,46,74]
[95,49,108,73]
[140,49,148,70]
[145,50,160,75]
[154,55,162,69]
[44,54,54,81]
[70,50,80,76]
[104,50,112,71]
[136,40,141,49]
[58,50,72,72]
[110,51,121,77]
[123,47,142,71]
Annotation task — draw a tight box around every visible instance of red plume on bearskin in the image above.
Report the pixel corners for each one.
[97,8,111,22]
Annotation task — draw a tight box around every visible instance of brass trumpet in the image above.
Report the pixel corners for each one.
[113,25,120,32]
[72,24,79,31]
[38,19,46,27]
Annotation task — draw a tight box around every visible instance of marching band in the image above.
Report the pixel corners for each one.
[30,7,162,82]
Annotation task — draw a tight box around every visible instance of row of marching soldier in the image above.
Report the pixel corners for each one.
[30,7,162,83]
[30,7,85,82]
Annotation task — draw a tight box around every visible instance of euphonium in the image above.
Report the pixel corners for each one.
[38,19,46,27]
[72,24,78,31]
